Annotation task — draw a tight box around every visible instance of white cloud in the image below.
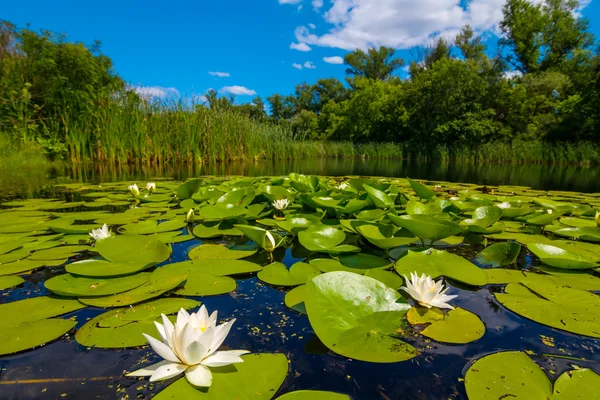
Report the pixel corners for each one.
[504,70,523,79]
[209,71,230,77]
[195,95,209,103]
[290,42,312,51]
[312,0,323,9]
[292,0,591,50]
[278,0,302,3]
[323,56,344,64]
[308,23,316,29]
[220,86,257,96]
[304,61,316,69]
[293,63,303,69]
[129,85,179,98]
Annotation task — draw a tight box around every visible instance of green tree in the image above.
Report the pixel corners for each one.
[344,46,405,81]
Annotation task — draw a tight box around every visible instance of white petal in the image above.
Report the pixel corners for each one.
[183,339,207,366]
[201,350,246,367]
[153,321,167,344]
[149,362,188,382]
[143,334,180,363]
[126,360,171,377]
[185,364,213,387]
[210,319,235,353]
[161,314,175,346]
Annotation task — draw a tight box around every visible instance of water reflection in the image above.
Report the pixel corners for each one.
[57,159,600,192]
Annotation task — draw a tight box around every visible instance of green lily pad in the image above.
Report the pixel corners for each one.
[46,218,102,234]
[151,259,262,278]
[45,273,150,297]
[176,272,236,296]
[465,351,600,400]
[552,227,600,242]
[0,296,85,328]
[0,318,77,356]
[363,185,394,208]
[305,271,416,363]
[198,205,248,221]
[387,214,463,243]
[394,249,488,286]
[495,279,600,337]
[0,258,68,276]
[188,244,257,260]
[277,391,351,400]
[309,254,391,275]
[534,266,600,290]
[119,220,187,235]
[257,262,321,287]
[475,242,521,266]
[28,245,90,260]
[355,224,416,249]
[364,269,403,289]
[298,226,360,253]
[66,259,152,277]
[79,274,186,307]
[284,284,307,314]
[527,243,597,270]
[95,235,171,267]
[407,307,484,344]
[153,353,288,400]
[192,221,244,238]
[408,178,435,199]
[75,298,200,348]
[0,275,25,290]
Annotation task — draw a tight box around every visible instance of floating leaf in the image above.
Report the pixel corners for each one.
[305,272,416,363]
[0,275,25,290]
[95,235,171,267]
[394,249,488,286]
[75,298,200,348]
[192,221,244,238]
[153,353,288,400]
[0,319,77,356]
[527,243,597,270]
[364,269,403,289]
[407,307,484,344]
[45,273,150,297]
[151,259,262,279]
[298,225,360,253]
[284,284,307,314]
[475,242,521,267]
[387,214,463,243]
[363,184,394,208]
[277,391,351,400]
[408,178,435,199]
[355,224,415,249]
[188,244,257,260]
[0,296,85,328]
[257,262,320,287]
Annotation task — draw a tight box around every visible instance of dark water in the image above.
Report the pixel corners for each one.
[0,159,599,399]
[2,158,599,198]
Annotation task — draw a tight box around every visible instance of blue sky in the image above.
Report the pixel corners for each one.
[3,0,599,103]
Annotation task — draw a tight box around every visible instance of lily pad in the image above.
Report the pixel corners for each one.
[192,221,244,238]
[527,243,597,270]
[408,178,435,199]
[0,296,85,328]
[119,220,187,235]
[0,275,25,290]
[284,285,307,314]
[475,242,521,267]
[79,274,186,307]
[257,262,321,287]
[364,269,403,289]
[277,391,351,400]
[387,214,463,243]
[176,272,237,296]
[355,224,416,249]
[75,298,200,348]
[363,185,394,208]
[298,226,360,254]
[552,227,600,242]
[66,259,152,277]
[0,258,68,276]
[95,235,171,267]
[45,273,150,297]
[153,353,288,400]
[188,244,257,260]
[151,259,262,278]
[0,318,77,356]
[495,279,600,337]
[407,307,484,344]
[394,249,488,286]
[305,271,416,363]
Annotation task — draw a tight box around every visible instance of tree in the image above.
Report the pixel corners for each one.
[344,46,405,81]
[313,78,347,112]
[500,0,594,74]
[455,25,485,61]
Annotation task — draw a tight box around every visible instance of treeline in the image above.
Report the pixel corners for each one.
[0,0,599,164]
[257,0,600,149]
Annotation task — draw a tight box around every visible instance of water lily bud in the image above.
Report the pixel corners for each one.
[128,183,140,197]
[146,182,156,193]
[264,230,276,252]
[272,199,289,211]
[186,208,195,223]
[596,211,600,227]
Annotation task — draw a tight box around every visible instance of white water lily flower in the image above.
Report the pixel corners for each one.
[126,306,248,387]
[547,209,553,214]
[264,230,276,252]
[337,182,349,190]
[186,208,195,223]
[400,272,457,310]
[89,224,111,241]
[272,199,290,211]
[497,202,511,209]
[129,183,140,197]
[146,182,156,193]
